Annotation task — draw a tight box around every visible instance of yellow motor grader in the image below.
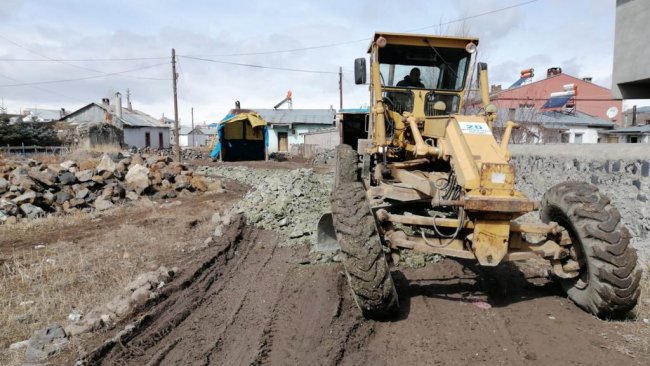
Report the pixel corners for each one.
[320,32,641,319]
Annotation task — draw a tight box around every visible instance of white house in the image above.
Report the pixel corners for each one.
[255,109,336,153]
[61,94,170,149]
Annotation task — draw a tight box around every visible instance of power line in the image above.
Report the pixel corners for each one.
[184,0,539,58]
[0,62,169,87]
[0,71,85,103]
[0,33,169,80]
[0,56,168,62]
[179,55,339,74]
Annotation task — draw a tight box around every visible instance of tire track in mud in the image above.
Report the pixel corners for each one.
[87,220,646,366]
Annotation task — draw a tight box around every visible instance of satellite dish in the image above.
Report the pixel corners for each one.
[606,106,618,119]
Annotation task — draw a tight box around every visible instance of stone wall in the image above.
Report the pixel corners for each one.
[509,144,650,261]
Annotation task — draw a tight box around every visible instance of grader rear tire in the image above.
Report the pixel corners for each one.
[540,181,641,318]
[334,144,358,189]
[331,182,398,319]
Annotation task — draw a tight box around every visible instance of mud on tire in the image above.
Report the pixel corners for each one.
[331,181,398,318]
[540,181,641,318]
[334,144,358,189]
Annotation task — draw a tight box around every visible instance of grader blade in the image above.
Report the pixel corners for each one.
[316,213,340,252]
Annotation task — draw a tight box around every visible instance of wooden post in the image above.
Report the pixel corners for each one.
[172,48,181,162]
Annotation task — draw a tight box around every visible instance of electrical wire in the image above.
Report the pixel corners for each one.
[0,33,169,81]
[179,55,339,74]
[0,62,169,87]
[184,0,539,57]
[0,71,85,103]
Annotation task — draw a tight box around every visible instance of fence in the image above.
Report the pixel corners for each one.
[1,144,68,155]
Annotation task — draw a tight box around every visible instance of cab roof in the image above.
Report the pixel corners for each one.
[367,32,479,53]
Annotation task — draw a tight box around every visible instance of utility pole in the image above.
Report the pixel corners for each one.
[171,48,181,162]
[191,107,194,147]
[338,66,343,110]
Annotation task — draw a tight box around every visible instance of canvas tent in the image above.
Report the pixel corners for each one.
[211,111,269,161]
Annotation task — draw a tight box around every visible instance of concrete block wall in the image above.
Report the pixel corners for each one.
[509,144,650,261]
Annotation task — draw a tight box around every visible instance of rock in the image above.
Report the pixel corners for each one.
[60,160,76,170]
[130,287,150,307]
[75,169,94,183]
[9,340,29,350]
[78,159,97,171]
[96,154,117,174]
[28,169,56,187]
[125,191,139,201]
[211,212,222,225]
[94,197,115,211]
[175,174,191,190]
[58,171,76,185]
[68,198,85,207]
[42,190,55,204]
[12,190,36,204]
[76,188,90,200]
[0,177,8,194]
[190,176,208,191]
[213,225,223,237]
[20,203,43,219]
[125,164,151,194]
[25,324,69,362]
[55,191,72,204]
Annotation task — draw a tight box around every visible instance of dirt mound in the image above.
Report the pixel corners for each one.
[82,221,647,365]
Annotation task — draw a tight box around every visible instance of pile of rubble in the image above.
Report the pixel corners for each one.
[197,166,333,246]
[131,147,211,160]
[311,148,336,165]
[0,153,220,224]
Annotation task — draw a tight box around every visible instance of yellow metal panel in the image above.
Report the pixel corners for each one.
[423,117,449,138]
[369,32,478,52]
[442,119,481,189]
[472,220,510,266]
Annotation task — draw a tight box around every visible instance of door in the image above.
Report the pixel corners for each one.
[278,132,288,152]
[145,132,151,147]
[158,132,164,149]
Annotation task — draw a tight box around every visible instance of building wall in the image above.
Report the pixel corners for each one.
[492,74,622,123]
[303,130,340,149]
[561,128,600,144]
[124,127,170,149]
[267,124,332,153]
[614,134,650,144]
[179,135,189,147]
[612,0,650,98]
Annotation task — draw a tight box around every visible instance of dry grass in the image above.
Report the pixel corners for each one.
[0,198,221,365]
[635,262,650,320]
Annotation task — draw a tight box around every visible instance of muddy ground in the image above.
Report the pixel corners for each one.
[86,219,648,365]
[3,159,648,365]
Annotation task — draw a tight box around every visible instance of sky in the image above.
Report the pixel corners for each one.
[0,0,634,125]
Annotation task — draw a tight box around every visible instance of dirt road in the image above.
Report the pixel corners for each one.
[88,219,647,366]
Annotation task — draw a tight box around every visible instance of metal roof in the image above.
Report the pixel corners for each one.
[607,124,650,134]
[177,126,193,135]
[252,109,336,125]
[62,103,167,128]
[192,127,218,135]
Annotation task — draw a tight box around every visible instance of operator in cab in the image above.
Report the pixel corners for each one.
[396,67,424,88]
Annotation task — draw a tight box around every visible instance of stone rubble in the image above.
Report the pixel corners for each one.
[0,153,222,224]
[197,166,333,247]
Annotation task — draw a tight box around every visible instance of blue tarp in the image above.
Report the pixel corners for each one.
[210,113,269,159]
[541,95,572,109]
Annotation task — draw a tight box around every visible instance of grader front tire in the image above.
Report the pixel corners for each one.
[540,181,641,318]
[331,182,398,319]
[334,144,358,189]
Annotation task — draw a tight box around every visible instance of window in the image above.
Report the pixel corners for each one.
[145,132,151,147]
[508,108,516,121]
[630,136,639,143]
[574,133,583,143]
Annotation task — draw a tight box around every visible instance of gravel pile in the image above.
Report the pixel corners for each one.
[311,148,336,165]
[198,166,333,246]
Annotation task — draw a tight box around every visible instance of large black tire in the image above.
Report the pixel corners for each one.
[540,181,641,318]
[334,144,358,189]
[331,182,398,318]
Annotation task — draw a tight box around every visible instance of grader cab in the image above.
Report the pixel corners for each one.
[324,32,640,319]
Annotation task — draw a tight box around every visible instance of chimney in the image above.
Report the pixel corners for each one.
[547,67,562,78]
[115,92,122,119]
[582,77,592,82]
[126,88,133,111]
[491,84,502,93]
